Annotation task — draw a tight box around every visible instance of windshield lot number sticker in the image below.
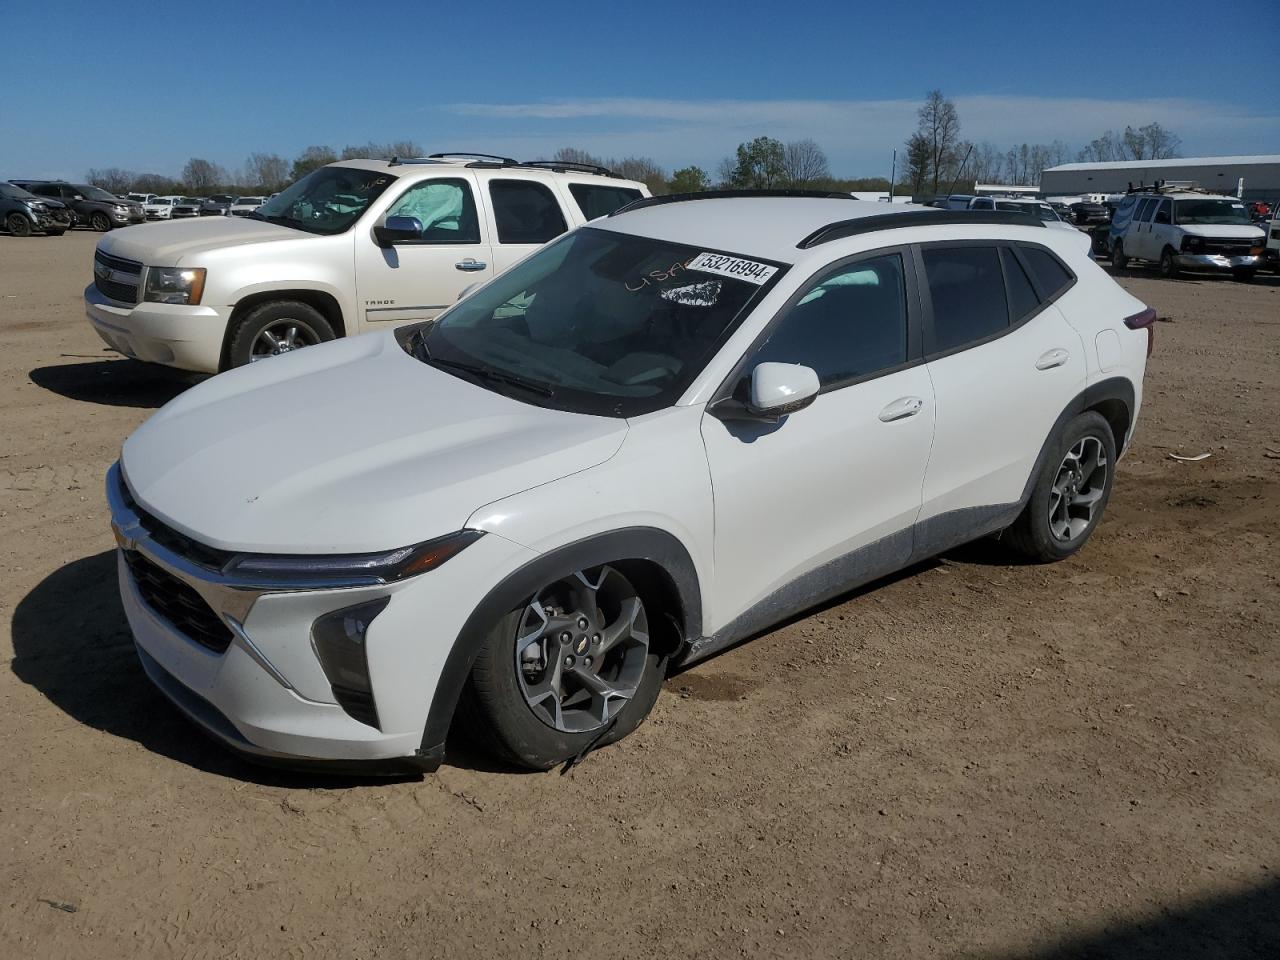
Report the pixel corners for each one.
[687,252,777,285]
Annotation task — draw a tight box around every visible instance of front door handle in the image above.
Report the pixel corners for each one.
[455,259,487,272]
[878,396,924,422]
[1036,348,1070,370]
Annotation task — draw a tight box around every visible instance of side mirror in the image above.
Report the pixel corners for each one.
[711,362,820,423]
[374,215,422,247]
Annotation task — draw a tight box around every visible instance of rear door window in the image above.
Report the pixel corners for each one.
[568,183,643,221]
[922,245,1008,354]
[488,179,568,244]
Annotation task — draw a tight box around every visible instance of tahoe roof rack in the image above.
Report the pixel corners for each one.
[426,151,520,165]
[521,159,618,178]
[611,189,854,217]
[797,209,1044,249]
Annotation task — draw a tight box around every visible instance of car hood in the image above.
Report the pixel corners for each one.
[96,215,305,264]
[120,332,628,553]
[1179,224,1265,239]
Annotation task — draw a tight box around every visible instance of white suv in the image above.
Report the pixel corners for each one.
[84,156,648,372]
[1109,186,1265,281]
[108,197,1152,773]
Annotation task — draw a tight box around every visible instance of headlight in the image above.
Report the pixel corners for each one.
[225,529,484,584]
[1181,236,1204,253]
[143,266,206,305]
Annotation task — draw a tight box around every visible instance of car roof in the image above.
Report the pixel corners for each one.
[598,197,936,264]
[330,157,643,188]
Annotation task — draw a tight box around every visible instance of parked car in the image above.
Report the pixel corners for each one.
[934,194,976,210]
[85,155,649,372]
[144,196,179,220]
[966,197,1086,236]
[106,195,1153,772]
[1070,201,1110,225]
[1264,208,1279,270]
[128,192,159,206]
[170,197,204,219]
[0,181,72,236]
[200,194,237,217]
[1109,187,1265,281]
[10,180,145,231]
[229,196,267,217]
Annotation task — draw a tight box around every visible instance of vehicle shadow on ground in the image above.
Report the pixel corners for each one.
[28,358,199,409]
[983,876,1280,959]
[9,551,450,787]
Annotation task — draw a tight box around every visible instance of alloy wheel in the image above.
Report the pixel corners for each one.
[6,213,31,237]
[249,321,320,361]
[514,566,649,734]
[1048,436,1107,541]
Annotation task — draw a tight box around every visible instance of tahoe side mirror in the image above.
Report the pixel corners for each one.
[374,215,423,247]
[711,362,821,423]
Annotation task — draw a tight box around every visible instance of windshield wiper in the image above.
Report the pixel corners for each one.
[414,337,554,397]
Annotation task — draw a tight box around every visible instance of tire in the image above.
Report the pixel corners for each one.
[1111,240,1129,270]
[1158,246,1180,279]
[1232,268,1256,283]
[45,230,66,237]
[5,213,32,237]
[1003,411,1117,563]
[90,211,111,232]
[226,300,336,369]
[465,564,667,770]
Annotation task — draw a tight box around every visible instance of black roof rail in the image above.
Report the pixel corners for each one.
[797,209,1044,249]
[610,189,854,217]
[520,159,618,178]
[427,152,519,164]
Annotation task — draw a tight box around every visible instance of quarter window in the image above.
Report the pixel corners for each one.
[568,183,643,221]
[922,246,1008,353]
[384,179,479,243]
[1020,246,1073,299]
[489,180,568,244]
[751,253,908,388]
[1001,248,1040,323]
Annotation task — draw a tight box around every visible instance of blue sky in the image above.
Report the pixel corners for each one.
[2,0,1276,182]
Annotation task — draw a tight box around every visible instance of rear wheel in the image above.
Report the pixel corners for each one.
[466,565,666,770]
[90,211,111,232]
[1003,412,1116,563]
[226,300,335,368]
[1111,240,1128,270]
[1158,246,1180,279]
[6,213,32,237]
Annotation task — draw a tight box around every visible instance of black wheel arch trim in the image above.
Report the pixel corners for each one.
[417,526,702,766]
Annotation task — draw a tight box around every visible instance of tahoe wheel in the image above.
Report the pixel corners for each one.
[227,300,335,368]
[1158,247,1180,279]
[6,213,31,237]
[1004,412,1116,563]
[467,565,666,770]
[1110,240,1128,270]
[90,211,111,232]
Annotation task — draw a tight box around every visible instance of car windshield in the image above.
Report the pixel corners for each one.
[0,183,38,200]
[253,167,396,236]
[1175,199,1253,225]
[235,197,262,205]
[79,185,118,201]
[417,227,782,417]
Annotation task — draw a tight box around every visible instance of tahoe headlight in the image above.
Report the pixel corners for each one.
[144,266,206,305]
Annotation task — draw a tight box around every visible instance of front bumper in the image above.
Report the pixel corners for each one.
[106,463,535,770]
[1174,252,1262,272]
[84,282,228,373]
[112,210,146,225]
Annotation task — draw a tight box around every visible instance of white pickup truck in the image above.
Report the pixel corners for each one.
[84,155,648,371]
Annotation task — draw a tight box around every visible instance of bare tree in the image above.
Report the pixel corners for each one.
[181,157,226,193]
[918,90,961,195]
[782,139,830,188]
[903,131,932,194]
[132,172,176,194]
[245,152,290,192]
[339,140,424,161]
[1135,123,1181,159]
[85,168,136,193]
[553,146,606,167]
[610,157,668,194]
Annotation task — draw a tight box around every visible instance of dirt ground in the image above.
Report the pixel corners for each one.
[1,230,1277,959]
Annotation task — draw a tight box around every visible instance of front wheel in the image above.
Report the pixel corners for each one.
[1003,412,1116,563]
[5,213,32,237]
[466,565,666,770]
[226,300,335,368]
[1158,247,1180,279]
[90,211,111,232]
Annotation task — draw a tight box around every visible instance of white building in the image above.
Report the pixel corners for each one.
[1040,155,1280,201]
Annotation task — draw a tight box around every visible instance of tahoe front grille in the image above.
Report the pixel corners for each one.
[123,549,234,654]
[93,251,143,304]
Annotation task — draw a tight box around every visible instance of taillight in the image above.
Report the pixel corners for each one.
[1124,307,1157,357]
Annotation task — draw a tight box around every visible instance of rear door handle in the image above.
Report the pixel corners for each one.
[878,396,924,422]
[455,259,487,272]
[1036,348,1070,370]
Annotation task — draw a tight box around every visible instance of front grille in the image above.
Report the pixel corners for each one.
[94,251,142,304]
[123,549,234,653]
[1202,237,1260,256]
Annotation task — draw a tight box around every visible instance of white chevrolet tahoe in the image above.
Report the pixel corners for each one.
[84,155,649,371]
